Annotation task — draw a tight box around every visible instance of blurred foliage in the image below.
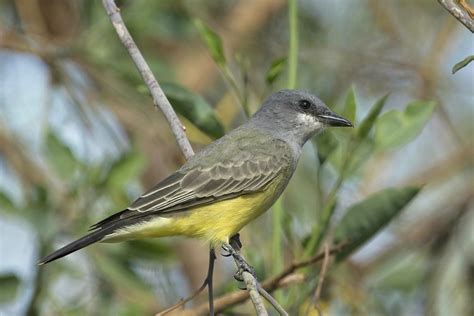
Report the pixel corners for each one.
[0,273,20,304]
[452,55,474,74]
[334,187,420,260]
[375,100,436,150]
[265,56,287,86]
[0,0,472,315]
[193,19,226,67]
[161,82,225,138]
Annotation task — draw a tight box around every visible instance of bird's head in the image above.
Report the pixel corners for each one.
[252,89,353,146]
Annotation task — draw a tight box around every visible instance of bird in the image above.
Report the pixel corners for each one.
[38,89,352,265]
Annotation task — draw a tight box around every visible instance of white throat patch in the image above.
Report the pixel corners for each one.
[296,112,322,129]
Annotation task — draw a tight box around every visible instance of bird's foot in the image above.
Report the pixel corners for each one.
[220,233,242,256]
[233,256,257,282]
[221,240,257,283]
[229,233,242,251]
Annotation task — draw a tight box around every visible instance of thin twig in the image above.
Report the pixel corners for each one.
[242,272,268,316]
[312,243,331,315]
[258,286,289,316]
[459,0,474,19]
[314,243,330,302]
[155,281,208,316]
[187,241,348,315]
[226,239,269,316]
[207,248,216,315]
[101,0,194,159]
[438,0,474,32]
[287,0,298,88]
[156,250,216,316]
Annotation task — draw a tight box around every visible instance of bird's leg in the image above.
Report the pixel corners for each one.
[220,233,241,257]
[221,237,256,282]
[229,233,242,251]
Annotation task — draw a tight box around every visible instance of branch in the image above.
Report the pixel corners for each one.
[310,242,331,316]
[243,272,268,316]
[101,0,194,159]
[187,241,348,315]
[258,286,289,316]
[438,0,474,32]
[313,243,330,302]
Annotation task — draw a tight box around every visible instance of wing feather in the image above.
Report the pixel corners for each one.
[90,139,292,230]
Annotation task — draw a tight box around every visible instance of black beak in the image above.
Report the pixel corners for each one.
[318,112,353,127]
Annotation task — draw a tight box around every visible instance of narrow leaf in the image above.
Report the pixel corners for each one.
[105,152,145,192]
[343,87,357,123]
[375,100,436,150]
[357,94,389,139]
[314,131,338,165]
[334,187,420,260]
[123,240,173,261]
[266,56,287,85]
[0,273,20,303]
[45,132,78,177]
[162,82,225,138]
[452,55,474,74]
[193,19,226,66]
[0,192,15,213]
[94,253,155,306]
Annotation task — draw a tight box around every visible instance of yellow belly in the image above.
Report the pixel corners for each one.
[104,183,279,246]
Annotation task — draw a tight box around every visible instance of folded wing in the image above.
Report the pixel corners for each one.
[90,153,287,231]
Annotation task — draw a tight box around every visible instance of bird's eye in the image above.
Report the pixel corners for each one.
[299,100,311,110]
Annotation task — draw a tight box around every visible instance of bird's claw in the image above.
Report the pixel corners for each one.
[220,250,232,257]
[233,258,257,281]
[234,272,244,282]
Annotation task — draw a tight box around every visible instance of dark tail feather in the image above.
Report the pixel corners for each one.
[38,227,114,265]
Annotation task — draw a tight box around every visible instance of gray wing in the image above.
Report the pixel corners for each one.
[90,147,290,230]
[129,155,284,213]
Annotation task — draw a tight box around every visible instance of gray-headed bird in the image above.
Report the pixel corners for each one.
[38,89,352,265]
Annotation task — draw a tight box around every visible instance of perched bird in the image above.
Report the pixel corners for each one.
[38,89,352,265]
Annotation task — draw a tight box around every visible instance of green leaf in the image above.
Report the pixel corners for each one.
[45,132,78,178]
[0,273,20,304]
[327,137,374,176]
[266,56,287,85]
[334,187,420,260]
[370,251,427,292]
[122,240,173,261]
[93,253,155,306]
[375,100,436,150]
[343,87,357,123]
[0,192,15,213]
[314,131,338,165]
[193,19,226,66]
[303,196,338,256]
[452,55,474,74]
[162,82,225,138]
[105,152,145,192]
[357,94,389,139]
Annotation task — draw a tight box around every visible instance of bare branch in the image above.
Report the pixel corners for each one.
[101,0,194,159]
[438,0,474,32]
[311,242,331,315]
[155,281,207,316]
[258,286,289,316]
[314,243,330,302]
[243,272,268,316]
[186,241,348,315]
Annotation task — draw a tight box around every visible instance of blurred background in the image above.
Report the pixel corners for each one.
[0,0,472,315]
